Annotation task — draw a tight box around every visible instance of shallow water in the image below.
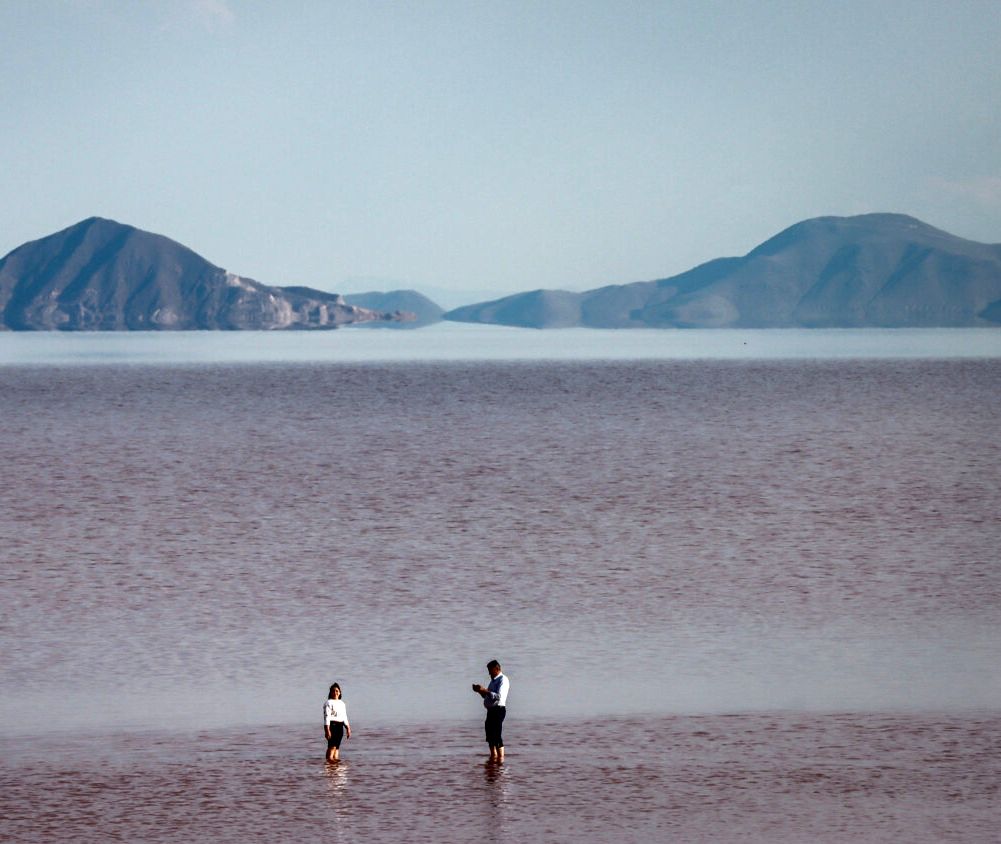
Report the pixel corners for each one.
[2,714,998,843]
[1,347,999,840]
[2,358,998,733]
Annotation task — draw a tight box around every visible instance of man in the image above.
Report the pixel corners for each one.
[472,659,509,761]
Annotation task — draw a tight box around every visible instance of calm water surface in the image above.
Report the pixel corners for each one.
[1,323,999,364]
[1,344,999,840]
[3,714,999,843]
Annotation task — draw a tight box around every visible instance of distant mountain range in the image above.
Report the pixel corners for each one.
[2,213,999,331]
[343,290,444,327]
[445,214,1001,328]
[0,217,413,330]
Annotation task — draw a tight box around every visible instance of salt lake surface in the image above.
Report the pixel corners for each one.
[1,327,999,841]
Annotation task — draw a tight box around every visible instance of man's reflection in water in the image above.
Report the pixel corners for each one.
[482,758,510,837]
[483,759,507,787]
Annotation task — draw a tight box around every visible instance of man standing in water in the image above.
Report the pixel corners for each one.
[472,659,509,761]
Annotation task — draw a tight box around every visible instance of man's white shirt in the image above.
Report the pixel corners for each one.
[484,673,509,708]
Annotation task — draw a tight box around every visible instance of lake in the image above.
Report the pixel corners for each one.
[1,323,1000,365]
[1,326,999,841]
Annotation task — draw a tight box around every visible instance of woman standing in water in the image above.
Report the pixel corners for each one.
[323,683,351,762]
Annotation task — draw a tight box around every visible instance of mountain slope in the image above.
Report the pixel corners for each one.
[343,290,443,327]
[0,218,402,330]
[445,214,1001,328]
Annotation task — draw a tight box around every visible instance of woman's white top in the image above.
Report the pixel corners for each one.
[324,698,348,725]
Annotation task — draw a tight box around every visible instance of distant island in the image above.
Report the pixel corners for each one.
[0,217,418,330]
[343,290,444,328]
[445,214,1001,328]
[1,213,999,330]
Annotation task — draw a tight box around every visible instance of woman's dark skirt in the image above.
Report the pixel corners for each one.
[326,721,345,749]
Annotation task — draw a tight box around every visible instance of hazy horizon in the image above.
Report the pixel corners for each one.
[2,1,999,301]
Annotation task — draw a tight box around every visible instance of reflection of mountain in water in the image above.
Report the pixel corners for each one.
[445,214,1001,328]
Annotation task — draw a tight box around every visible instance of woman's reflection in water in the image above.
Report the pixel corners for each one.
[324,758,350,796]
[323,759,351,841]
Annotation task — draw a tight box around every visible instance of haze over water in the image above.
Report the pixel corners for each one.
[2,328,999,842]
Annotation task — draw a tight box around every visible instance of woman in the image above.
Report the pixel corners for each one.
[323,683,352,762]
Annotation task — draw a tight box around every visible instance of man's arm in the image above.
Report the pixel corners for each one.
[473,684,499,705]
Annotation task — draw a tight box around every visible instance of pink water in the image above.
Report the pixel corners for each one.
[1,358,999,840]
[2,714,999,843]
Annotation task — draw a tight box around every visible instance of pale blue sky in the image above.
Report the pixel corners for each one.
[2,1,999,303]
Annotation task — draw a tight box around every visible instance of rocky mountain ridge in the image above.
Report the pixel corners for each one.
[5,213,1000,331]
[445,214,1001,328]
[0,218,411,330]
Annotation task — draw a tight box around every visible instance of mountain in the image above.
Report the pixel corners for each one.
[0,218,407,330]
[444,214,1001,328]
[343,290,444,327]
